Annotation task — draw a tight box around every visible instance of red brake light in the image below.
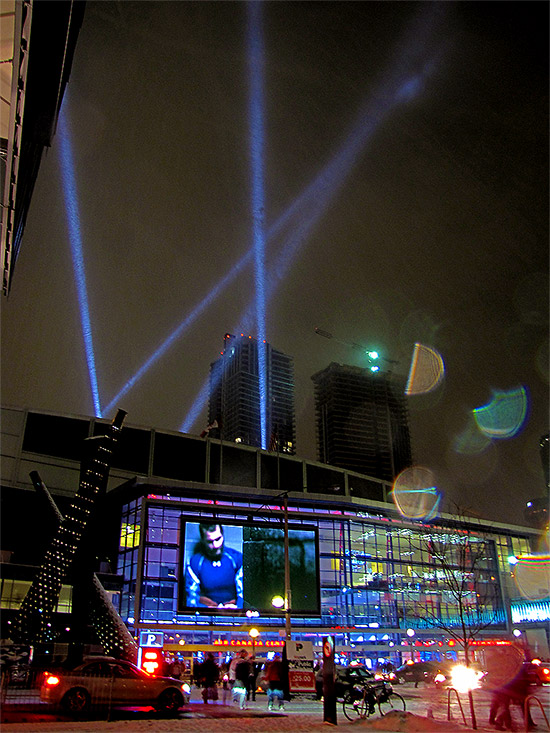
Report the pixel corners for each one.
[45,675,60,686]
[542,667,550,676]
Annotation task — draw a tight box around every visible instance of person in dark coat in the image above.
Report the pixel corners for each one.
[232,656,251,710]
[506,664,537,731]
[200,653,220,704]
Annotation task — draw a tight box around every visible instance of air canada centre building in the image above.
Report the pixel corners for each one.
[1,407,549,668]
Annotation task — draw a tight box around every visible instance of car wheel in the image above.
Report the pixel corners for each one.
[62,687,90,714]
[155,688,184,713]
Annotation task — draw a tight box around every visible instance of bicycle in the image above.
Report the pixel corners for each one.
[342,680,406,721]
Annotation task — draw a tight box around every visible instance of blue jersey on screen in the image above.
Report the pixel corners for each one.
[185,547,243,607]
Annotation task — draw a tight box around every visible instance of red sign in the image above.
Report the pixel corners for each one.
[288,669,316,693]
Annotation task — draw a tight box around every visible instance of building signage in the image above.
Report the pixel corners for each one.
[286,640,315,693]
[213,639,285,647]
[139,631,164,648]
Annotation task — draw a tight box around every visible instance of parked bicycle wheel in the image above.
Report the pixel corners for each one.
[378,691,406,716]
[342,691,368,721]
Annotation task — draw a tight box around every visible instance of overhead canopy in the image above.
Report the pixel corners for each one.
[0,0,85,295]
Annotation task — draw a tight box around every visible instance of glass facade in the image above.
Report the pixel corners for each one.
[117,494,512,665]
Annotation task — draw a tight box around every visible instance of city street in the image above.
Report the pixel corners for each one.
[2,682,549,733]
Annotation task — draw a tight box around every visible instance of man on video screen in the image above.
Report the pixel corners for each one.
[185,523,243,608]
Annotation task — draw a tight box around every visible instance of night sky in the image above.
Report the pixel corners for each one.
[1,1,548,526]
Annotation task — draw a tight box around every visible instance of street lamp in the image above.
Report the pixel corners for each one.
[406,628,415,661]
[249,627,260,657]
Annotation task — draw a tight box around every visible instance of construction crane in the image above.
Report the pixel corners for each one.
[314,327,399,369]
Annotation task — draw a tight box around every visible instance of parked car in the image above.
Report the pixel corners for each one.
[525,660,550,686]
[40,657,190,714]
[395,660,453,685]
[315,664,375,699]
[373,667,398,683]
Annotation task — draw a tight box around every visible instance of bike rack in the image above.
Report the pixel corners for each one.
[447,687,467,727]
[524,694,550,732]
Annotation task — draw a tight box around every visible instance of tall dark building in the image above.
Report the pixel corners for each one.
[540,433,549,491]
[208,333,296,453]
[524,433,549,529]
[312,362,412,481]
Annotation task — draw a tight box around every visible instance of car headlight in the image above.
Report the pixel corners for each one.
[182,683,191,694]
[434,673,446,684]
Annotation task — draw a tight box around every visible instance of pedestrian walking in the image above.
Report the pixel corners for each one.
[232,654,251,710]
[264,653,285,711]
[199,653,220,704]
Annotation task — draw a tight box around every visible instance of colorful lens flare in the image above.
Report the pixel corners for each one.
[405,342,445,395]
[473,386,529,439]
[391,466,441,520]
[452,416,492,455]
[513,554,550,601]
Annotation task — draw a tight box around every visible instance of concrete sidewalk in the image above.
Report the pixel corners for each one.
[1,684,547,732]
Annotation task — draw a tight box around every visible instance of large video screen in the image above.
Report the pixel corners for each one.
[178,517,320,615]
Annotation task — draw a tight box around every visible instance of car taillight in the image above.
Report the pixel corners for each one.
[182,683,190,694]
[542,668,550,678]
[434,673,446,684]
[45,675,60,686]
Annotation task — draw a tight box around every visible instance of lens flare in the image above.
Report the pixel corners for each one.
[391,466,441,520]
[513,554,550,601]
[406,343,445,395]
[482,645,525,690]
[473,386,529,439]
[453,416,492,455]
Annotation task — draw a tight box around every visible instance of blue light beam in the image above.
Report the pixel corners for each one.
[57,102,102,418]
[180,5,447,433]
[180,374,212,435]
[109,5,448,429]
[101,252,251,417]
[247,1,268,449]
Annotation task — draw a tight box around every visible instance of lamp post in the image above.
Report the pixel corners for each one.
[283,492,291,640]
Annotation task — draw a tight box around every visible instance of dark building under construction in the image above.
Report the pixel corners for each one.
[312,362,412,481]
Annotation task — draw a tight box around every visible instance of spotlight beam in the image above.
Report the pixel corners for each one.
[106,5,447,424]
[57,101,102,418]
[247,1,268,449]
[102,252,251,417]
[180,5,446,433]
